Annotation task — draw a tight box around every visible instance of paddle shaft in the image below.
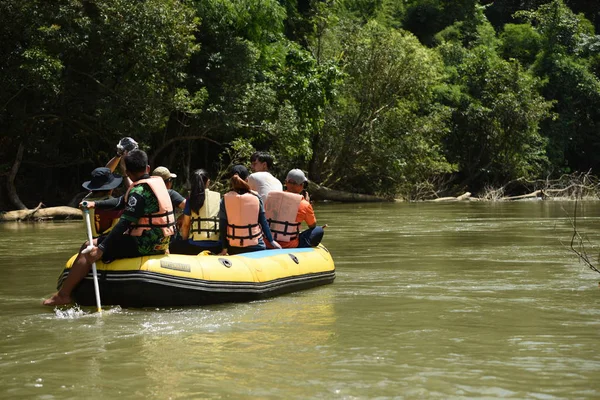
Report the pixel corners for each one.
[82,204,102,312]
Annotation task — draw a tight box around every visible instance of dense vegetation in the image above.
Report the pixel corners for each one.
[1,0,599,208]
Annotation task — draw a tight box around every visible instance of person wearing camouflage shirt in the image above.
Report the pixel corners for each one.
[43,150,174,306]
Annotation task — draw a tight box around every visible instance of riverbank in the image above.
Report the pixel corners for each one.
[2,172,599,221]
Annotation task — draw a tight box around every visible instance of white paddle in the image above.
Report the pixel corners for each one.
[81,202,102,313]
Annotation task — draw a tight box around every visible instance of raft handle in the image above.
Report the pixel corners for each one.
[288,254,299,264]
[219,258,233,268]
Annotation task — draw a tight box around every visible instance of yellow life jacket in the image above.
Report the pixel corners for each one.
[124,177,175,237]
[223,191,262,247]
[264,191,302,242]
[190,189,220,241]
[84,193,121,238]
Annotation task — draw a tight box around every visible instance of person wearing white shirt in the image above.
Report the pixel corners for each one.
[247,151,283,201]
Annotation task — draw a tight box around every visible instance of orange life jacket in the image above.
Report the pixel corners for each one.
[124,177,175,237]
[264,191,302,242]
[190,189,220,241]
[223,191,262,247]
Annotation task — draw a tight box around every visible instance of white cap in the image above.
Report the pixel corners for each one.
[286,169,308,184]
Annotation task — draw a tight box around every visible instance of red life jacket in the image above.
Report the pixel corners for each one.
[84,193,123,238]
[264,191,302,242]
[124,177,175,237]
[223,191,262,247]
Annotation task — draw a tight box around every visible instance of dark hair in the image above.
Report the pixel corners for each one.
[124,149,148,174]
[231,174,250,193]
[250,151,274,169]
[189,169,210,214]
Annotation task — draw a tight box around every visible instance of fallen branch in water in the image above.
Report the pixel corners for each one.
[308,181,391,202]
[501,190,545,201]
[566,197,600,275]
[0,203,82,222]
[430,192,472,202]
[479,171,600,201]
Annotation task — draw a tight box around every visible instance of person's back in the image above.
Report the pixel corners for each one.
[248,152,282,201]
[188,189,220,242]
[264,190,303,245]
[265,169,325,249]
[170,169,222,255]
[95,151,176,259]
[124,175,174,255]
[219,165,281,255]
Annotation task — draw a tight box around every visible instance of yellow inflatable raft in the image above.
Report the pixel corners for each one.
[57,245,335,307]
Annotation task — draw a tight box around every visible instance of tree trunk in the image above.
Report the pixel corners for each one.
[501,190,545,201]
[430,192,472,202]
[7,142,27,210]
[0,204,82,222]
[308,181,391,202]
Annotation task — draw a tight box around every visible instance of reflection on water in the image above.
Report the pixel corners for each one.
[1,201,600,398]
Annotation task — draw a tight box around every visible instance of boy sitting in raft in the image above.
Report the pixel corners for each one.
[264,169,325,249]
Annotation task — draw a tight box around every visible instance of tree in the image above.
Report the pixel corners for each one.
[436,8,553,190]
[499,23,542,66]
[0,0,198,207]
[519,0,600,173]
[316,21,454,197]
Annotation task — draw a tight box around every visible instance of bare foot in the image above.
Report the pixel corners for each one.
[42,292,72,306]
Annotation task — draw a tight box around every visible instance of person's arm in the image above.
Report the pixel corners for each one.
[179,200,192,240]
[247,174,258,192]
[218,199,228,254]
[302,201,317,229]
[180,215,191,240]
[105,155,122,173]
[93,196,123,210]
[106,137,137,186]
[258,197,281,248]
[80,196,122,210]
[169,189,187,210]
[106,156,132,187]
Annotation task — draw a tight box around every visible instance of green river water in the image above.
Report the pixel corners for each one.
[1,201,599,399]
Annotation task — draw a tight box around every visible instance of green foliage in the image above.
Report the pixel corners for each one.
[516,0,594,55]
[185,0,288,141]
[271,45,343,164]
[317,21,454,197]
[1,0,198,166]
[536,54,600,172]
[437,13,553,188]
[499,23,542,66]
[434,4,498,49]
[403,0,478,46]
[185,0,342,176]
[2,0,600,207]
[521,0,600,173]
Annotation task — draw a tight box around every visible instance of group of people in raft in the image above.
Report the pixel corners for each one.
[43,137,325,306]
